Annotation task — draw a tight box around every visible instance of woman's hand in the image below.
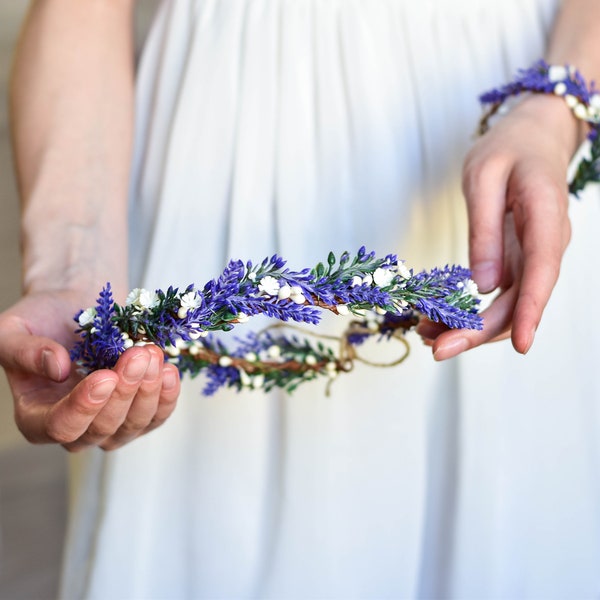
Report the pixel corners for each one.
[422,94,579,359]
[0,290,180,451]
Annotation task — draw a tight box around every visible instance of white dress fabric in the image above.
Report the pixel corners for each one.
[60,0,600,598]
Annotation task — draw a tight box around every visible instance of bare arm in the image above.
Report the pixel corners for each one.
[11,0,134,297]
[430,0,600,359]
[0,0,180,451]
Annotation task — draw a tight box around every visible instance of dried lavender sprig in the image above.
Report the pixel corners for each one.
[70,248,482,392]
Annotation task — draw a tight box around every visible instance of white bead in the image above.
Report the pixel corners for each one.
[553,82,567,96]
[218,356,233,367]
[177,307,188,319]
[590,94,600,109]
[564,94,578,108]
[375,306,387,315]
[304,354,317,366]
[236,312,249,323]
[574,103,588,120]
[123,338,134,349]
[189,345,200,355]
[548,65,568,82]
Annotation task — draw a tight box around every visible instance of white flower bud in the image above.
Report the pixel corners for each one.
[397,263,411,280]
[164,344,180,356]
[336,304,350,316]
[548,65,568,82]
[239,368,252,387]
[291,292,306,305]
[78,307,97,328]
[267,345,281,359]
[126,288,159,310]
[373,267,395,287]
[278,284,292,300]
[258,275,280,296]
[252,374,265,389]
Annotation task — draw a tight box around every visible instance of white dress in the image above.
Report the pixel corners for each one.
[60,0,600,598]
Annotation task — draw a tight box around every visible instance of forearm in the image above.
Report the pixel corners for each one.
[547,0,600,79]
[510,0,600,164]
[10,0,136,300]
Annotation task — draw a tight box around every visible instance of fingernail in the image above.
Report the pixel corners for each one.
[41,350,62,381]
[90,378,117,402]
[162,368,177,391]
[124,353,150,382]
[144,354,161,381]
[472,261,497,293]
[434,337,469,361]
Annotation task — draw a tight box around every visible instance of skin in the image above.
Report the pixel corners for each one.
[1,0,598,450]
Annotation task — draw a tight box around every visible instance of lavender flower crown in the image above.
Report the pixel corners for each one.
[71,248,482,395]
[479,59,600,197]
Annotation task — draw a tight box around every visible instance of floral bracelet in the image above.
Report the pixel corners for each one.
[478,59,600,197]
[71,248,481,396]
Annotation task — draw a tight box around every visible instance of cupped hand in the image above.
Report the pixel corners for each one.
[0,290,180,451]
[423,94,579,360]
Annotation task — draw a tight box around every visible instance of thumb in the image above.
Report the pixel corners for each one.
[0,323,72,382]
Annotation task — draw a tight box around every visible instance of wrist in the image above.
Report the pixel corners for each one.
[511,93,585,157]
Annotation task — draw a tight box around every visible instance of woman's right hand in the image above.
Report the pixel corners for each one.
[0,290,180,452]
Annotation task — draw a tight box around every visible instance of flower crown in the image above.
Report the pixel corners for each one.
[71,248,481,395]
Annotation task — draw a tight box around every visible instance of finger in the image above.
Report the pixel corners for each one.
[415,319,448,341]
[462,150,510,293]
[432,285,519,360]
[67,347,153,450]
[100,346,166,449]
[102,360,181,451]
[22,371,119,445]
[510,194,570,353]
[0,324,71,382]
